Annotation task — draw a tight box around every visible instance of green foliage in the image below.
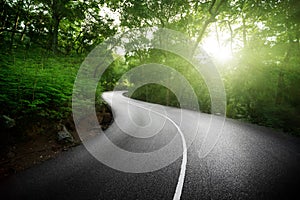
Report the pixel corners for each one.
[123,49,211,113]
[130,84,180,107]
[0,47,84,121]
[224,42,300,135]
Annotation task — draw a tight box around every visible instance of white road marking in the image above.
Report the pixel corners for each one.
[124,98,187,200]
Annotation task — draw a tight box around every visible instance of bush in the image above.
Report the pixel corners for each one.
[0,48,83,122]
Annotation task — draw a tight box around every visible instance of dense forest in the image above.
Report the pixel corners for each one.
[1,0,300,140]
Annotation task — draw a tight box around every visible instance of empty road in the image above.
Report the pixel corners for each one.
[1,91,299,200]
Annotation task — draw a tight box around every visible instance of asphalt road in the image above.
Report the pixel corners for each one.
[1,91,299,200]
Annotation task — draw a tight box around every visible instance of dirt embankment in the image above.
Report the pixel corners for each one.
[0,105,113,179]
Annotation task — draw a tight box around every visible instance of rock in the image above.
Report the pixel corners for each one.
[0,115,16,129]
[57,125,74,143]
[7,151,15,158]
[101,113,112,124]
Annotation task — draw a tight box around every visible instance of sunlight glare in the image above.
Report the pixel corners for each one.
[202,35,232,63]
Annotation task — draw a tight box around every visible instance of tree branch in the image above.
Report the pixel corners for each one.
[192,0,226,54]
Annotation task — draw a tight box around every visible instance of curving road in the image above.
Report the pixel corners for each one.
[1,91,299,200]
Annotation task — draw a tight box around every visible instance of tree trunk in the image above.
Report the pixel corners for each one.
[275,45,292,105]
[192,0,225,54]
[0,4,7,34]
[10,12,20,49]
[215,23,221,48]
[166,89,170,106]
[227,20,233,55]
[192,20,212,53]
[275,70,284,105]
[52,15,60,53]
[20,22,29,41]
[242,14,247,48]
